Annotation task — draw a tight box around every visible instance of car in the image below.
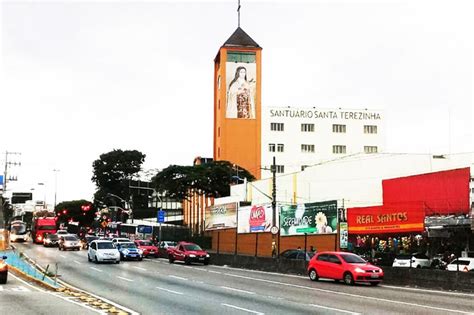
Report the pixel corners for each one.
[81,235,99,249]
[116,242,143,261]
[88,240,120,264]
[307,251,384,286]
[157,241,177,258]
[446,257,474,272]
[280,249,315,261]
[392,253,431,268]
[0,255,8,284]
[43,233,60,247]
[134,240,158,258]
[58,235,81,251]
[168,241,210,265]
[111,237,131,245]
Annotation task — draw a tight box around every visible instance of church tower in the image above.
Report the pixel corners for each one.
[213,27,262,179]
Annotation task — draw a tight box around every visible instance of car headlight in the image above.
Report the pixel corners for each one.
[354,267,365,273]
[123,249,129,255]
[138,249,143,254]
[189,254,196,258]
[206,254,210,258]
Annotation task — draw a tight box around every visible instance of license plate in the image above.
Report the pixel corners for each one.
[199,258,205,260]
[150,251,155,254]
[371,274,379,278]
[399,262,406,265]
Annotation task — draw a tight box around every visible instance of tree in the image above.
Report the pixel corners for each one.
[55,199,94,227]
[151,161,254,200]
[91,149,146,204]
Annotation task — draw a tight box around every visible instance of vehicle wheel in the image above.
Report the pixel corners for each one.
[184,257,191,265]
[94,255,99,264]
[169,256,174,264]
[308,268,319,281]
[370,282,379,286]
[343,272,354,285]
[416,265,421,269]
[0,275,7,284]
[58,246,61,251]
[88,254,91,262]
[203,260,209,266]
[138,257,143,261]
[115,260,120,264]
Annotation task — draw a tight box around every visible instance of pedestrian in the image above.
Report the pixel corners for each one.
[309,245,316,253]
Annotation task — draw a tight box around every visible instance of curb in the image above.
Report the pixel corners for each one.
[8,264,60,291]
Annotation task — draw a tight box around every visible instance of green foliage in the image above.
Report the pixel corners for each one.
[91,149,146,203]
[152,160,255,200]
[55,199,94,226]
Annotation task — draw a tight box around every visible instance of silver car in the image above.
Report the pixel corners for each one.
[58,235,81,251]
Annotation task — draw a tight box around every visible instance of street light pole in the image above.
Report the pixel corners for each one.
[53,169,60,209]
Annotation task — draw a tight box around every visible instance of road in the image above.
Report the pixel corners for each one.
[1,270,101,315]
[13,242,474,315]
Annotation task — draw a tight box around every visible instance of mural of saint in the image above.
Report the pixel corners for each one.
[226,66,255,119]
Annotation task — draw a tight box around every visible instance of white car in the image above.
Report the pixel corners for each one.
[111,237,131,245]
[447,257,474,272]
[88,240,120,264]
[392,253,431,268]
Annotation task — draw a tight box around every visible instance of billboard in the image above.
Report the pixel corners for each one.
[237,204,277,233]
[340,222,348,249]
[205,202,237,230]
[280,201,338,236]
[347,204,425,234]
[225,61,256,119]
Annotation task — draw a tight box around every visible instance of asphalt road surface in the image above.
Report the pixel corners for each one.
[0,270,101,315]
[13,242,474,315]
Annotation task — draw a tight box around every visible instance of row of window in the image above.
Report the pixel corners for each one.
[268,144,378,154]
[271,123,378,134]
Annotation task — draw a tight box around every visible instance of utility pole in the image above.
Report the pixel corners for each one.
[53,169,60,209]
[271,156,276,229]
[1,151,21,228]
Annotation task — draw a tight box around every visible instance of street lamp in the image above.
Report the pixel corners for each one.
[37,182,46,208]
[53,169,60,209]
[105,193,133,223]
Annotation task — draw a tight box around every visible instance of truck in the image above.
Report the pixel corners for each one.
[10,220,29,242]
[31,216,57,244]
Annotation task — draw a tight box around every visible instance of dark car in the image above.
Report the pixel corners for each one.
[81,235,99,249]
[168,241,210,265]
[0,255,8,284]
[157,241,177,258]
[116,242,143,261]
[43,233,60,247]
[280,249,315,261]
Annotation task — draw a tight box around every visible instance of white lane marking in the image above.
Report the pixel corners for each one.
[309,304,360,315]
[193,267,207,272]
[380,285,474,297]
[169,275,187,281]
[59,255,66,258]
[73,260,81,265]
[222,303,264,315]
[133,266,147,271]
[156,286,183,295]
[9,273,103,314]
[208,270,221,274]
[90,267,103,272]
[221,286,256,295]
[223,273,473,314]
[116,276,134,282]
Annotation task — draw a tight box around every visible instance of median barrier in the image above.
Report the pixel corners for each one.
[210,252,474,293]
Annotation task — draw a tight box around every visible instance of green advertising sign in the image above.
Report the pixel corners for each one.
[280,201,338,236]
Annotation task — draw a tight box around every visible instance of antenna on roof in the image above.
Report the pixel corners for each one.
[237,0,241,27]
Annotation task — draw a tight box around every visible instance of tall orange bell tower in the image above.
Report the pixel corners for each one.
[213,27,262,179]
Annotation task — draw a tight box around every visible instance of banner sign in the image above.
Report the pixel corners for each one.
[347,205,425,234]
[238,204,277,234]
[205,202,237,230]
[340,222,348,249]
[280,200,338,236]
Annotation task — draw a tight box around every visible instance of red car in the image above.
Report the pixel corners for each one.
[168,241,210,265]
[134,240,158,258]
[307,251,384,286]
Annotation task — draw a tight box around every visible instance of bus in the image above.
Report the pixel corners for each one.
[10,220,28,242]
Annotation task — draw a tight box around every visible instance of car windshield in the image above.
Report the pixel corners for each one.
[11,225,27,234]
[396,254,412,260]
[65,236,78,241]
[138,241,153,246]
[48,234,59,240]
[450,260,470,265]
[86,236,98,242]
[184,244,202,251]
[340,254,366,264]
[98,242,115,249]
[39,225,56,230]
[120,243,137,249]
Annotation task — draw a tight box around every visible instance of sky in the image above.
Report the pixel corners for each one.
[0,0,472,205]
